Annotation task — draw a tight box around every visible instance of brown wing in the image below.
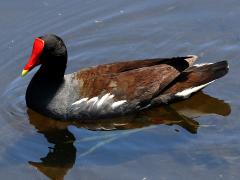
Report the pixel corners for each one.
[75,55,197,76]
[72,56,197,104]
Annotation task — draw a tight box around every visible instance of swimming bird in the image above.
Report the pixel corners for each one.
[22,34,229,120]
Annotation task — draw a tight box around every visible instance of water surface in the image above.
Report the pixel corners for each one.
[0,0,239,179]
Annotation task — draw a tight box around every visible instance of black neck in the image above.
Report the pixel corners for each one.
[34,55,67,81]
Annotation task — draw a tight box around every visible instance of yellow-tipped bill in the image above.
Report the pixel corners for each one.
[21,69,29,77]
[21,38,45,77]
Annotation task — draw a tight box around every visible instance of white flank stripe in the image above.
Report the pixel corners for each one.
[71,93,127,115]
[111,100,127,109]
[72,98,88,106]
[97,93,111,108]
[109,94,115,99]
[175,81,215,98]
[87,97,98,104]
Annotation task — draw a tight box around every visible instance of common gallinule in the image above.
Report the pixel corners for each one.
[22,34,229,120]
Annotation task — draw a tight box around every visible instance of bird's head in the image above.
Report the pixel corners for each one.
[22,34,67,77]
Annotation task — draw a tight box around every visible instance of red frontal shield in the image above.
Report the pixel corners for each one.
[22,38,44,76]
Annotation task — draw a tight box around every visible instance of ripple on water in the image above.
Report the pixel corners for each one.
[0,76,30,133]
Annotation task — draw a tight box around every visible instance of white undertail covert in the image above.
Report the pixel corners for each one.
[175,81,215,98]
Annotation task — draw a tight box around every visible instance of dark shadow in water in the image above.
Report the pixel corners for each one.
[28,120,76,180]
[27,91,230,180]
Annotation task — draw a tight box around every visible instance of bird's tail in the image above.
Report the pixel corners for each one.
[151,61,229,105]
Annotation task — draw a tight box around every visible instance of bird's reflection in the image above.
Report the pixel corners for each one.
[28,114,76,180]
[27,91,231,180]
